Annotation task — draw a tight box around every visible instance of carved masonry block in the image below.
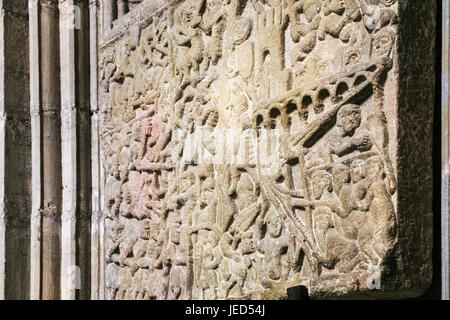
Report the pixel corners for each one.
[99,0,435,299]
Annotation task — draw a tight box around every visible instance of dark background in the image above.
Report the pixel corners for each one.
[416,0,444,300]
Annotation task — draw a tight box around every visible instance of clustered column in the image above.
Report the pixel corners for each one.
[28,0,92,300]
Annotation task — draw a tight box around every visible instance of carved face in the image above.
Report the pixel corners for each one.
[311,170,333,200]
[337,104,362,136]
[373,30,394,57]
[179,0,203,28]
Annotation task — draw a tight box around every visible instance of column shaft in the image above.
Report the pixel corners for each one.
[75,0,92,300]
[90,0,101,300]
[29,0,41,300]
[40,0,62,300]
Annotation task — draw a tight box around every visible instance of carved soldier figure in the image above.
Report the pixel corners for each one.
[364,158,397,262]
[172,0,205,89]
[197,232,222,299]
[289,0,322,63]
[259,209,290,287]
[360,0,398,34]
[310,169,359,270]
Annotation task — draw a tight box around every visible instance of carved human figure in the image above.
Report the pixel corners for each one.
[347,159,381,265]
[331,104,373,157]
[371,27,395,58]
[289,0,322,63]
[360,0,398,33]
[119,182,135,218]
[258,209,290,286]
[172,0,205,89]
[197,232,222,299]
[310,170,335,265]
[310,169,359,270]
[318,0,362,40]
[229,174,262,236]
[364,158,397,262]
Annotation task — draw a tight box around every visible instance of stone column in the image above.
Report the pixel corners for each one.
[59,0,77,300]
[59,0,92,300]
[90,0,102,300]
[0,0,31,300]
[40,0,62,300]
[75,0,92,300]
[29,0,41,301]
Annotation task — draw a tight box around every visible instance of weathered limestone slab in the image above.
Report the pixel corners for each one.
[98,0,436,299]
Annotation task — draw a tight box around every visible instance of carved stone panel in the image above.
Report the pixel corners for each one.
[98,0,435,299]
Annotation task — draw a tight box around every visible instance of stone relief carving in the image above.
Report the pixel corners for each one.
[99,0,401,299]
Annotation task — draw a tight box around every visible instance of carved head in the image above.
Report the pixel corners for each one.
[350,159,366,183]
[337,104,362,136]
[178,0,204,28]
[332,164,351,193]
[311,170,333,200]
[372,28,395,57]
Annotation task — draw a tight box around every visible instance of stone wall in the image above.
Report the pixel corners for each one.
[98,0,436,299]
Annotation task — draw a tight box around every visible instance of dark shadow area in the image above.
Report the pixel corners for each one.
[415,0,443,300]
